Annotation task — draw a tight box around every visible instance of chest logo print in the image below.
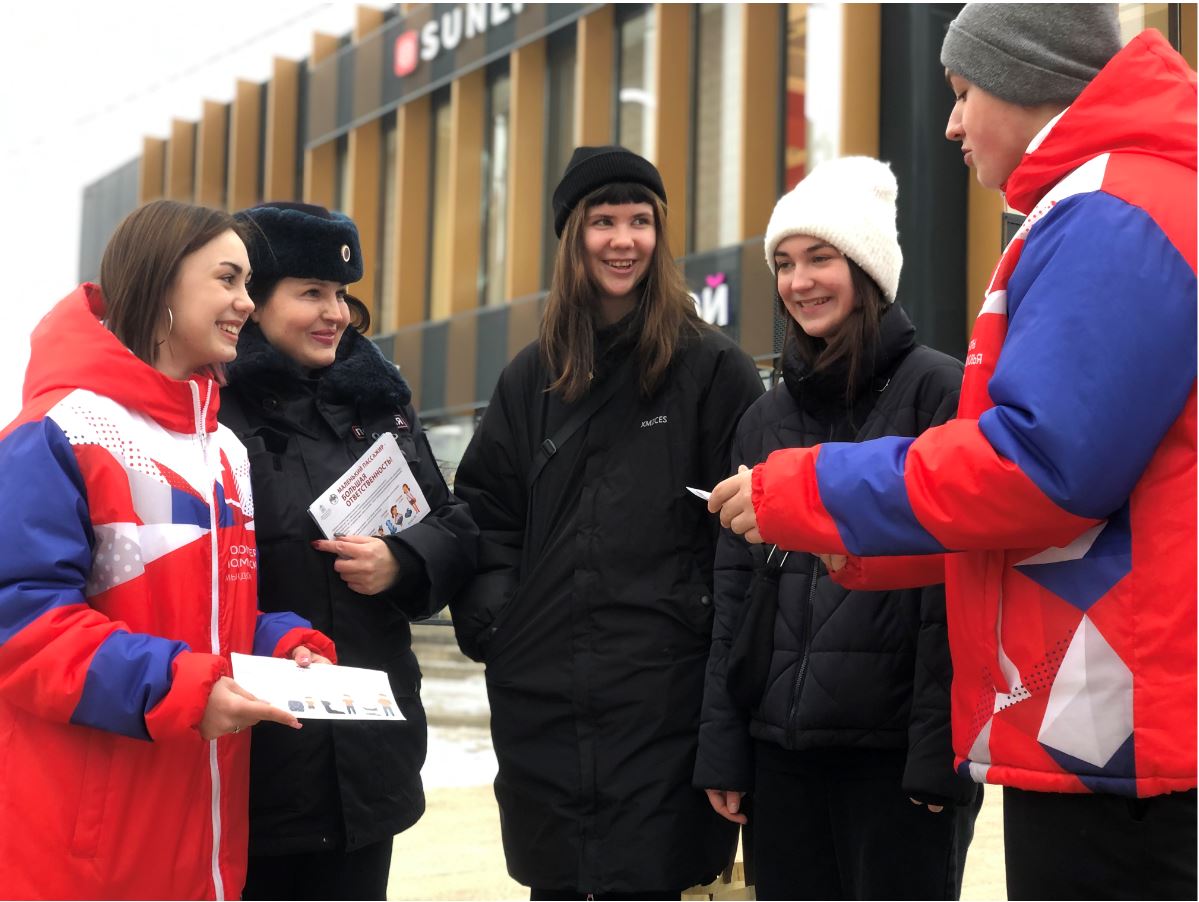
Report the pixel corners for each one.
[640,415,668,429]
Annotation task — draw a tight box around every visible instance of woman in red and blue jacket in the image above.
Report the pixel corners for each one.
[0,201,335,900]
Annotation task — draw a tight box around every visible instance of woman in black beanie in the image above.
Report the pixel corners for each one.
[219,202,478,900]
[451,146,763,899]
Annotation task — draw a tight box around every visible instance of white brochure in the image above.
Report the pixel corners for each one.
[231,653,406,722]
[308,432,429,540]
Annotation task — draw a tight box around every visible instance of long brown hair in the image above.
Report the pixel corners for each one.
[100,199,245,373]
[782,257,887,404]
[541,182,705,402]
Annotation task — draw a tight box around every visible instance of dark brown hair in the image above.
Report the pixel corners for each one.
[246,277,372,333]
[100,199,245,371]
[782,257,887,405]
[540,182,706,402]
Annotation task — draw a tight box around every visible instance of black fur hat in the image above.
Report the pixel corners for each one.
[235,201,363,285]
[551,145,666,238]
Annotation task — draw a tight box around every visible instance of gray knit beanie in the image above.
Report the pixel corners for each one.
[941,4,1122,106]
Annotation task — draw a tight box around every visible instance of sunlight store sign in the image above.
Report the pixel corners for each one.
[690,273,730,328]
[394,3,526,77]
[683,244,744,334]
[306,3,596,148]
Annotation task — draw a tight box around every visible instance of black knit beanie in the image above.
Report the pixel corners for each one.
[235,202,364,285]
[551,145,667,237]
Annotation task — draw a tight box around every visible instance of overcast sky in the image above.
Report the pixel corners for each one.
[0,2,384,423]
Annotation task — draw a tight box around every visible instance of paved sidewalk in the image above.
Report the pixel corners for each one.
[395,629,1007,900]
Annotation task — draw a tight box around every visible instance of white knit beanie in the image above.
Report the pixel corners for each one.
[763,156,902,302]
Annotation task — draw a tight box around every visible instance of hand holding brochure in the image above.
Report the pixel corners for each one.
[231,653,405,722]
[308,432,429,539]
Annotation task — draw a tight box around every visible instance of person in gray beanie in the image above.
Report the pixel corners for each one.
[940,3,1124,190]
[711,5,1197,901]
[695,155,977,900]
[941,3,1123,107]
[219,202,479,900]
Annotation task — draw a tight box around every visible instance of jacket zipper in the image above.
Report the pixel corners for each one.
[192,380,225,902]
[785,420,836,746]
[785,559,820,745]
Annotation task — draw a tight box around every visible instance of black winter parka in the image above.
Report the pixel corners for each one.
[451,313,763,894]
[694,305,978,805]
[219,322,478,855]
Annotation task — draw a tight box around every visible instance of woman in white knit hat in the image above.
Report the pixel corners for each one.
[694,156,981,899]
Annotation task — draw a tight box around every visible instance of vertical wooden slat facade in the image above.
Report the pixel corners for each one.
[228,79,263,211]
[138,137,166,204]
[195,100,228,209]
[165,119,196,201]
[303,33,341,209]
[652,4,691,255]
[740,4,783,240]
[445,69,485,317]
[575,6,615,147]
[264,58,300,202]
[840,3,881,158]
[92,1,1194,416]
[392,98,431,328]
[505,38,547,301]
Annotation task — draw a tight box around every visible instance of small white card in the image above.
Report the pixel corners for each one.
[231,653,406,722]
[308,432,429,540]
[686,486,712,501]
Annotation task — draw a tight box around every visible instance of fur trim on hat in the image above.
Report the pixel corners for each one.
[236,202,364,286]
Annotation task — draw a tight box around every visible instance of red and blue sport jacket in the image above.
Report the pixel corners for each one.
[754,31,1196,797]
[0,285,334,899]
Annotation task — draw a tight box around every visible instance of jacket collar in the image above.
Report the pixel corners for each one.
[226,320,412,410]
[23,284,221,435]
[781,303,916,418]
[1004,29,1197,214]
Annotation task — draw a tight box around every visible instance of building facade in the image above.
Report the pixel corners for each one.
[79,2,1196,470]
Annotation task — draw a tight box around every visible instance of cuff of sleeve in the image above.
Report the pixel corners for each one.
[144,652,230,740]
[273,627,338,665]
[383,538,432,600]
[827,556,866,589]
[753,450,845,552]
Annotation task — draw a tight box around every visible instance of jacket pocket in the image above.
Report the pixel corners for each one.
[70,733,114,859]
[475,587,523,661]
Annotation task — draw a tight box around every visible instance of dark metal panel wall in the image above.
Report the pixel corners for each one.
[78,159,139,284]
[879,3,969,360]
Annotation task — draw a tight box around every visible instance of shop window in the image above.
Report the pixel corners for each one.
[783,5,808,192]
[689,4,743,253]
[1118,3,1172,42]
[423,415,478,490]
[480,61,512,307]
[803,2,843,169]
[333,133,349,213]
[378,113,398,334]
[426,88,454,321]
[615,5,656,160]
[542,24,578,289]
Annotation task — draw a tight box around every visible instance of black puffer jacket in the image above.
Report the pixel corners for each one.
[694,305,977,804]
[452,312,763,893]
[219,322,478,854]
